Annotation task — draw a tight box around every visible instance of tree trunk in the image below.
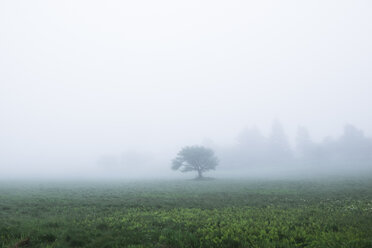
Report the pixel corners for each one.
[197,170,203,179]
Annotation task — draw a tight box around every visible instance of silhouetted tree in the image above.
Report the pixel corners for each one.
[268,120,292,163]
[337,124,371,164]
[295,126,314,158]
[172,146,218,179]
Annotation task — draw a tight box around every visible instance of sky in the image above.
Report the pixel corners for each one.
[1,0,371,177]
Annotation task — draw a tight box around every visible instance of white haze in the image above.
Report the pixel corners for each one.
[0,0,371,178]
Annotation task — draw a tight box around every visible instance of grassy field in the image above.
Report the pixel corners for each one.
[1,178,372,248]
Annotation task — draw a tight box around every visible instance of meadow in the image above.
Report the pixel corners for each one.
[1,177,372,248]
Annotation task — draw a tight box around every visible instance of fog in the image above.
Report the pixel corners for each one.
[1,0,371,179]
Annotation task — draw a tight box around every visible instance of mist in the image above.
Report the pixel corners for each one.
[1,0,372,179]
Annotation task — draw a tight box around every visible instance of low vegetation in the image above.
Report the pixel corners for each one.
[1,178,372,247]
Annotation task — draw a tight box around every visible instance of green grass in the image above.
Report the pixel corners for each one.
[1,178,372,247]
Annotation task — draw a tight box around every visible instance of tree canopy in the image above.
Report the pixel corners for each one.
[172,146,218,179]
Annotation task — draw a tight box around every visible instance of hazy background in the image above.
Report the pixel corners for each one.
[1,0,371,179]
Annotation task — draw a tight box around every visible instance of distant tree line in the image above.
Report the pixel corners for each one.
[218,121,372,171]
[97,121,372,175]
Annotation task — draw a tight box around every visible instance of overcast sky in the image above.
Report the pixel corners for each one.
[1,0,371,177]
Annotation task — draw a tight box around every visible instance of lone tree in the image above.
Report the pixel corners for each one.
[172,146,218,179]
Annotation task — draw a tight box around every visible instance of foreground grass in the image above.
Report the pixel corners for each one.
[1,178,372,247]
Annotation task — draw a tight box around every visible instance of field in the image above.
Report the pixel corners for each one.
[1,177,372,248]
